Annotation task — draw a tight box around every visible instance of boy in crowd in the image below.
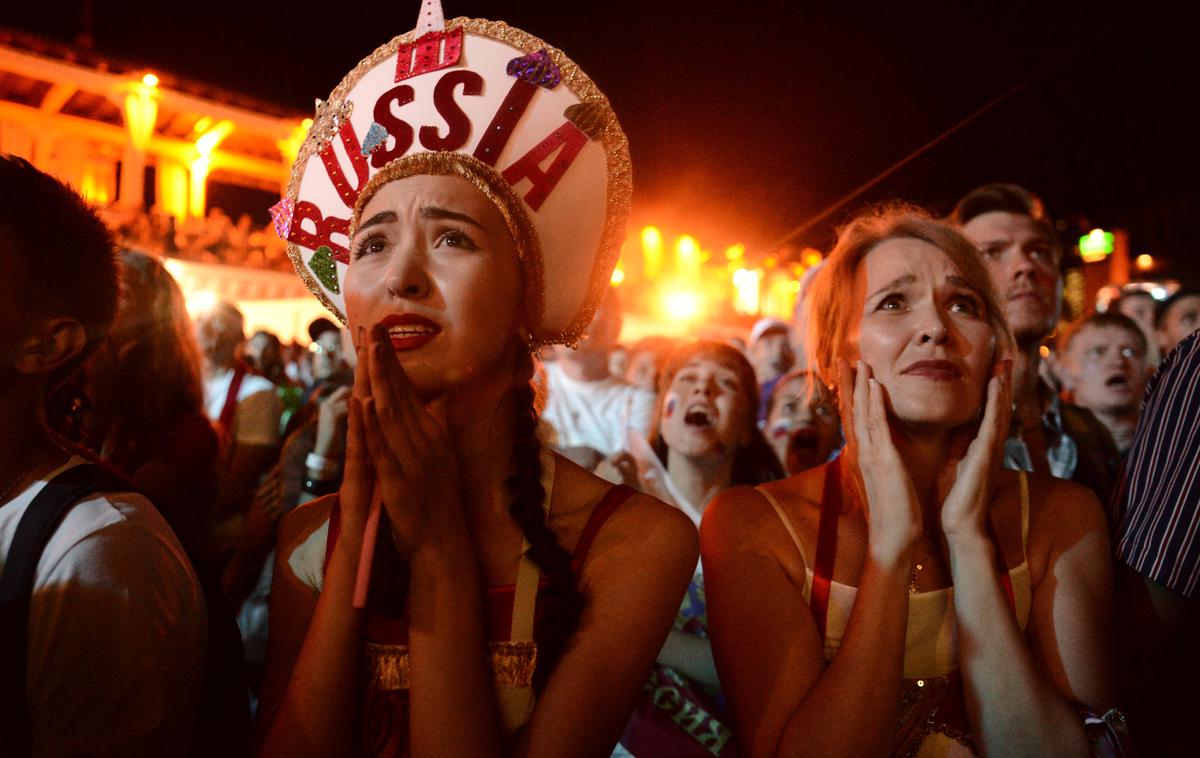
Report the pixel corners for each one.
[1056,312,1151,457]
[0,155,206,755]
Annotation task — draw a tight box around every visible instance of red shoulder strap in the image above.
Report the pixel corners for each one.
[811,460,841,642]
[216,364,247,445]
[570,485,636,572]
[986,519,1017,614]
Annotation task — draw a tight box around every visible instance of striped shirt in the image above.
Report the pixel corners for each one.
[1114,330,1200,598]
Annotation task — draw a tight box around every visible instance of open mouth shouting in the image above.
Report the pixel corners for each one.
[1104,372,1132,393]
[683,404,716,428]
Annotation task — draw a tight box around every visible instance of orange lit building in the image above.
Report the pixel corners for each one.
[0,30,327,342]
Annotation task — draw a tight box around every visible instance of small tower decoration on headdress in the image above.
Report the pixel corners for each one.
[395,0,462,81]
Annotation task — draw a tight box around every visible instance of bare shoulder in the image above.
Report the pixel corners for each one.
[277,495,336,557]
[702,465,826,581]
[551,453,697,584]
[1022,471,1107,537]
[1018,470,1110,580]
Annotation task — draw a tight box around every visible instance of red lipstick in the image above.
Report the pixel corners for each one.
[378,314,441,351]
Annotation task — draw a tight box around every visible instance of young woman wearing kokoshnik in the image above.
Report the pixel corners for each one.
[701,208,1118,757]
[256,5,697,756]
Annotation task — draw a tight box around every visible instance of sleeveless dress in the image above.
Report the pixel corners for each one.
[287,454,634,757]
[755,462,1032,758]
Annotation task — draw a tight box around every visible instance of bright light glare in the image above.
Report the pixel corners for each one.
[1151,287,1167,300]
[726,244,745,261]
[641,226,663,279]
[611,267,626,285]
[675,235,701,279]
[186,290,219,317]
[732,267,761,315]
[663,291,702,321]
[142,73,159,88]
[1135,254,1154,271]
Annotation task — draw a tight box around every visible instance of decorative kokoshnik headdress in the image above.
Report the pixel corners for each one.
[272,0,631,346]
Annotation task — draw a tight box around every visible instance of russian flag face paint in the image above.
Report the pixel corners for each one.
[664,392,680,419]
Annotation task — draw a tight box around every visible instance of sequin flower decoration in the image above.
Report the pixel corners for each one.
[506,49,561,89]
[307,98,355,150]
[269,197,295,240]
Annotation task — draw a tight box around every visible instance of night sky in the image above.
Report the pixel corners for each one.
[3,1,1197,281]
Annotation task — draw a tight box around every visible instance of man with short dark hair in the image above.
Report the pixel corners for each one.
[953,183,1121,503]
[1154,287,1200,357]
[0,155,205,754]
[1057,312,1151,456]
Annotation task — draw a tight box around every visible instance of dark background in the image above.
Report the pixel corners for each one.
[3,1,1196,281]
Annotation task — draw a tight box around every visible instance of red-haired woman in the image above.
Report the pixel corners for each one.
[702,209,1117,757]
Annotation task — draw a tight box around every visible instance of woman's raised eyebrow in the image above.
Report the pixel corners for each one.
[357,210,397,232]
[867,274,915,301]
[419,205,484,229]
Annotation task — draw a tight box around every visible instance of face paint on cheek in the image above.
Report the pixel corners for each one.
[664,392,680,419]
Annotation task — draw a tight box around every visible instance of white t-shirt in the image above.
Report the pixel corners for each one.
[541,361,656,457]
[0,457,207,757]
[203,366,282,447]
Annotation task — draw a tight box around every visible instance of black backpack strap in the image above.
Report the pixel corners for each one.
[0,463,127,757]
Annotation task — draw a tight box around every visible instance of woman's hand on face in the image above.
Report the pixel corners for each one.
[938,359,1012,544]
[360,324,464,558]
[837,359,922,563]
[339,335,376,537]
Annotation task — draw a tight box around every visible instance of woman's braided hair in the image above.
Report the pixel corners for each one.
[507,348,585,692]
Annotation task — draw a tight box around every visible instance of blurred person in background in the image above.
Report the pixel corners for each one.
[748,318,795,424]
[1154,286,1200,357]
[246,329,304,436]
[77,250,219,554]
[1112,287,1162,367]
[625,335,676,392]
[542,289,655,468]
[195,300,281,562]
[601,341,781,757]
[245,330,289,387]
[608,344,629,381]
[763,370,842,475]
[1056,312,1150,458]
[303,316,352,400]
[954,183,1121,505]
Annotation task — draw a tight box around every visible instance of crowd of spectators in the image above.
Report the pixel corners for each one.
[99,203,293,272]
[5,151,1200,756]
